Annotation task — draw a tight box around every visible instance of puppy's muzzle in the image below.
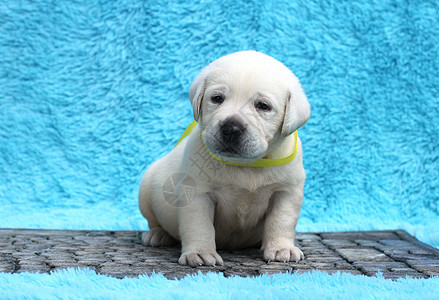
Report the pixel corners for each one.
[220,117,246,151]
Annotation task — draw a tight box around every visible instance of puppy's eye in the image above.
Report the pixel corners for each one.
[211,95,225,104]
[255,101,271,111]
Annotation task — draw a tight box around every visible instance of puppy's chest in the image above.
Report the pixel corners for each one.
[212,185,274,230]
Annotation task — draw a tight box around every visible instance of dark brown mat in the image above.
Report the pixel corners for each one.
[1,229,438,279]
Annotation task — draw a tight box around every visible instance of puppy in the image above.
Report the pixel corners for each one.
[139,51,310,267]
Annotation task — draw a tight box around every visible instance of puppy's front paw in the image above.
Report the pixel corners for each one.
[264,246,304,263]
[178,251,224,267]
[141,227,177,247]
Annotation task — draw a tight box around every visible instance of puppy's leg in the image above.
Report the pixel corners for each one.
[141,228,177,247]
[262,187,305,263]
[139,197,177,247]
[139,171,177,247]
[178,193,223,267]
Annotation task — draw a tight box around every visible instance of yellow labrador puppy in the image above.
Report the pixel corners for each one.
[139,51,310,267]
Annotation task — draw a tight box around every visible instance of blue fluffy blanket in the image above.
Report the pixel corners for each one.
[0,0,438,297]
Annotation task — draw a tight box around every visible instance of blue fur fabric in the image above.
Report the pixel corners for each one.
[0,269,438,299]
[1,0,439,297]
[0,1,438,248]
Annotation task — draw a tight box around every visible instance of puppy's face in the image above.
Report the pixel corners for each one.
[189,51,310,163]
[199,67,287,163]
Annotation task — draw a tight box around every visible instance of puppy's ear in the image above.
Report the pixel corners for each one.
[281,82,310,136]
[189,72,207,121]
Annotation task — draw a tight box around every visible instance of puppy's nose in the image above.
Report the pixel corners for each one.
[221,118,245,143]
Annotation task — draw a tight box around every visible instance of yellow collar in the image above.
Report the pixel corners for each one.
[175,121,299,167]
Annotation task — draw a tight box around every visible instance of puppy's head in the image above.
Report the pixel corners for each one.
[189,51,310,164]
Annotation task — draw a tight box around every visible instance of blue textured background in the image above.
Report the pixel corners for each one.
[0,0,438,248]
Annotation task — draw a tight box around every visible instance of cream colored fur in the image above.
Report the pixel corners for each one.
[139,51,310,267]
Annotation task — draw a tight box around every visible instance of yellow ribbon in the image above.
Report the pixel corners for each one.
[175,121,299,167]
